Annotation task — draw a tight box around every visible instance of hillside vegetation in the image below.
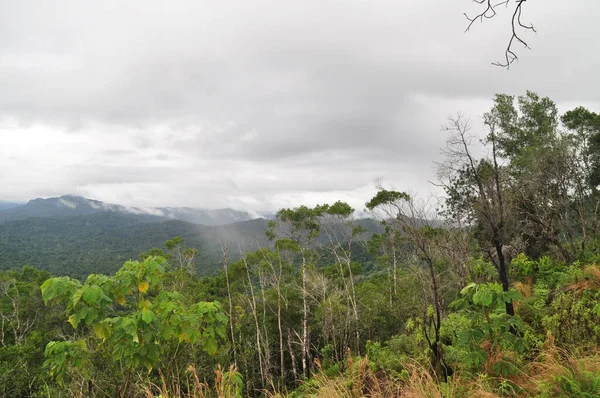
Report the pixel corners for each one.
[1,92,600,397]
[0,214,271,277]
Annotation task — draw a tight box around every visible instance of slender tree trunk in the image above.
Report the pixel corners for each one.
[276,258,285,388]
[287,328,299,382]
[495,243,515,316]
[392,243,398,297]
[345,256,360,353]
[221,244,237,367]
[258,268,272,386]
[301,254,309,378]
[243,257,265,385]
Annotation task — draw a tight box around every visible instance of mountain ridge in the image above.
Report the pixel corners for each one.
[0,194,264,226]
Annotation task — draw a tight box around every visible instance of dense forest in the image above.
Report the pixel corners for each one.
[2,91,600,397]
[0,214,382,279]
[0,214,271,278]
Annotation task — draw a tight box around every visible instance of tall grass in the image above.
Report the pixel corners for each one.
[138,364,241,398]
[300,335,600,397]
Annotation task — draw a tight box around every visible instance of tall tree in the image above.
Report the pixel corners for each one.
[318,201,362,353]
[440,113,517,317]
[366,190,455,378]
[267,205,323,378]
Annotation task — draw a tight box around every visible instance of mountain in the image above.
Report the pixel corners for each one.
[0,195,260,225]
[0,200,21,211]
[0,210,383,279]
[0,195,392,279]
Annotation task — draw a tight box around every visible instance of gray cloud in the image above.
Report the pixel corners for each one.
[0,0,599,210]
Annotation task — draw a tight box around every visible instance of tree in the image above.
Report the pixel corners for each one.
[366,190,457,378]
[165,236,198,273]
[267,205,324,379]
[440,113,517,318]
[317,201,363,354]
[562,107,600,251]
[464,0,536,68]
[0,267,59,398]
[41,256,228,396]
[488,92,597,261]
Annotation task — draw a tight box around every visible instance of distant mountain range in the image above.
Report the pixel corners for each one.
[0,195,264,226]
[0,195,383,279]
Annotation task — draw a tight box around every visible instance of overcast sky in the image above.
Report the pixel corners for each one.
[1,1,598,211]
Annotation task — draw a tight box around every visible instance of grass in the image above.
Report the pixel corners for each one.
[298,335,600,398]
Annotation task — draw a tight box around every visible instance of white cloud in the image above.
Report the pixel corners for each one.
[0,1,598,211]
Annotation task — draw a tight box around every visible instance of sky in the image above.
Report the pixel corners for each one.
[1,0,599,212]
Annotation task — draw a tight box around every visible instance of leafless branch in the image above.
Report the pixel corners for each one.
[464,0,536,68]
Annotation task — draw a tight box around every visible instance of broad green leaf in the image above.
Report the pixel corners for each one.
[82,285,102,305]
[204,338,218,356]
[460,282,477,296]
[71,288,84,308]
[41,279,55,304]
[141,309,155,324]
[67,315,77,328]
[94,322,111,340]
[178,332,189,343]
[85,307,99,325]
[479,289,494,306]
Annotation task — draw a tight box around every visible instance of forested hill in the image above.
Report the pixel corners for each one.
[0,212,272,278]
[0,195,259,225]
[0,211,384,279]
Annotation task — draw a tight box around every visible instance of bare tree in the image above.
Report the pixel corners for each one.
[219,242,237,368]
[0,277,37,347]
[439,113,516,317]
[258,247,288,389]
[239,247,268,388]
[266,206,322,379]
[464,0,536,68]
[318,202,362,353]
[366,189,455,379]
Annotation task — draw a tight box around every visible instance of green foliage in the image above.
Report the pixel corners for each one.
[0,214,273,279]
[365,189,410,210]
[511,253,537,277]
[41,256,228,381]
[0,332,48,396]
[43,340,89,385]
[446,283,528,374]
[365,335,427,376]
[268,205,326,243]
[549,370,600,397]
[0,266,63,397]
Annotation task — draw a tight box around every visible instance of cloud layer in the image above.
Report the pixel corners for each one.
[1,0,599,211]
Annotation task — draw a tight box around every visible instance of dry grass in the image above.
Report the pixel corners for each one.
[129,334,600,397]
[515,333,600,397]
[303,334,600,398]
[137,364,241,398]
[567,264,600,292]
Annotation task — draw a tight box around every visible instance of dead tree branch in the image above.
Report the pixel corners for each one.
[464,0,536,68]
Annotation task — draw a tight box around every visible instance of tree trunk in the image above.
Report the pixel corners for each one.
[495,243,515,316]
[221,245,237,367]
[287,328,299,382]
[301,255,309,378]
